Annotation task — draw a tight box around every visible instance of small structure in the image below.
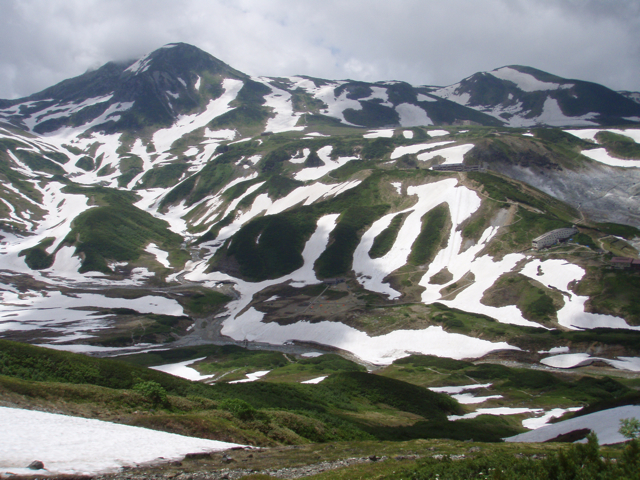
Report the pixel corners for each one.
[532,226,578,250]
[430,163,481,172]
[611,257,640,270]
[323,278,345,285]
[611,257,633,269]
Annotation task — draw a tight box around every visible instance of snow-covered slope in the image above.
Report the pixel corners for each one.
[0,407,243,476]
[430,66,640,127]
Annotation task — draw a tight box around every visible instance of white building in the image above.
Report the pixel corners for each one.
[532,226,578,250]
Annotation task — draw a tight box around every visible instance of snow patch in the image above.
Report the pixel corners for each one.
[0,407,242,476]
[396,103,433,127]
[228,370,270,384]
[364,129,394,139]
[301,376,327,384]
[293,145,359,181]
[489,67,568,92]
[506,405,640,445]
[150,357,215,381]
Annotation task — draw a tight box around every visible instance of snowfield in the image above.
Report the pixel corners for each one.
[181,211,518,364]
[150,357,215,381]
[506,405,640,445]
[488,67,569,92]
[520,259,640,330]
[0,407,243,476]
[293,146,359,181]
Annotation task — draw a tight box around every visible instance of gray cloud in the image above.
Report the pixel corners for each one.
[1,0,639,99]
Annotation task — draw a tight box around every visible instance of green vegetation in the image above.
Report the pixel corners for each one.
[75,156,95,171]
[576,269,640,325]
[133,380,168,406]
[0,340,524,447]
[343,103,399,128]
[316,205,388,278]
[361,137,395,160]
[481,273,561,325]
[620,418,640,440]
[369,212,407,259]
[61,185,183,273]
[596,131,640,159]
[183,290,230,314]
[136,163,189,189]
[266,355,367,383]
[381,353,636,414]
[160,161,234,208]
[94,313,193,347]
[1,142,65,175]
[572,232,598,249]
[408,204,449,266]
[382,434,640,480]
[595,221,640,239]
[19,238,55,270]
[222,209,318,280]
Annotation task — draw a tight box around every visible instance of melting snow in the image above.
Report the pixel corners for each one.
[522,407,582,430]
[145,243,170,268]
[429,383,493,394]
[228,370,270,383]
[506,405,640,445]
[301,376,327,384]
[364,129,394,138]
[535,97,598,127]
[541,353,640,371]
[152,79,243,154]
[581,148,640,168]
[182,211,519,364]
[417,93,437,102]
[390,141,454,159]
[488,67,568,92]
[449,407,543,421]
[451,393,503,404]
[521,259,639,330]
[0,407,243,476]
[396,103,433,127]
[421,144,474,164]
[150,357,215,381]
[293,145,359,181]
[258,78,305,133]
[428,130,450,137]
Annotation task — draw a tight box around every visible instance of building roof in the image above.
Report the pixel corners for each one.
[611,257,634,264]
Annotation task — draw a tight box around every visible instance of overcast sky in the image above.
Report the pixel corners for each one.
[1,0,639,99]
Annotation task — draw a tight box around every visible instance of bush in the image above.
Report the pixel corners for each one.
[133,380,168,406]
[220,398,257,420]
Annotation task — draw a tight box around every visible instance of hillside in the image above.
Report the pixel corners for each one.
[1,43,640,475]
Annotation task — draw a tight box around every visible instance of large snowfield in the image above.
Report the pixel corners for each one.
[0,407,243,476]
[506,405,640,445]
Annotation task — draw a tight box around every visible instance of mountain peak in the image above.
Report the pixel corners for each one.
[123,43,246,81]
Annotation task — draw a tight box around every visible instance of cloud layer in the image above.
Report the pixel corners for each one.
[1,0,639,99]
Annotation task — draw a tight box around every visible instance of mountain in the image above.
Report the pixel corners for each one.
[429,65,640,127]
[4,43,640,471]
[1,43,640,391]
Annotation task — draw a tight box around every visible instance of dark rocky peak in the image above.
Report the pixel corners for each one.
[122,43,246,81]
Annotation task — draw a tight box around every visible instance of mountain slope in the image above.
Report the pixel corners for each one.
[430,65,640,127]
[0,44,640,375]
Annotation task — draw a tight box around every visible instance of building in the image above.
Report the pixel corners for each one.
[611,257,640,270]
[430,163,482,172]
[532,226,578,250]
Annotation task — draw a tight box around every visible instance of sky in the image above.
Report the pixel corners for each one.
[0,0,639,100]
